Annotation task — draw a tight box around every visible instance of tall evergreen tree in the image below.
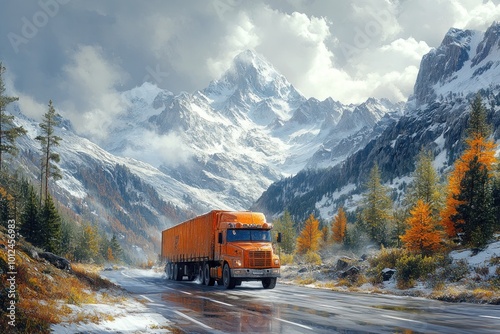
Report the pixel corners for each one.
[40,195,62,254]
[20,185,42,247]
[0,186,13,227]
[109,234,123,262]
[273,210,296,254]
[0,63,26,171]
[441,94,497,242]
[453,157,495,248]
[405,149,442,214]
[36,100,62,201]
[360,164,393,247]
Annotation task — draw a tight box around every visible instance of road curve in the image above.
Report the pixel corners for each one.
[101,269,500,333]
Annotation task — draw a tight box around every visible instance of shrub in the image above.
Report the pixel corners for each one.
[304,251,322,266]
[443,259,470,282]
[367,248,405,284]
[279,253,294,265]
[395,253,440,289]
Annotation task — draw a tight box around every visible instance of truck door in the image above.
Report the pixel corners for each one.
[215,229,224,260]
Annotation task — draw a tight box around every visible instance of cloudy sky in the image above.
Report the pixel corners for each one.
[1,0,500,137]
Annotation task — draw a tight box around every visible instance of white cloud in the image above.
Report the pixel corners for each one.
[2,0,500,117]
[122,130,194,168]
[60,45,129,140]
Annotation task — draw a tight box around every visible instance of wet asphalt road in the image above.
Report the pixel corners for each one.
[101,269,500,333]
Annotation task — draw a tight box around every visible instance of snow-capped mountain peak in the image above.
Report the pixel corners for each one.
[412,21,500,107]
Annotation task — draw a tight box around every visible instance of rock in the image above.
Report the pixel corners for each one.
[298,267,308,273]
[382,268,396,281]
[340,266,360,279]
[39,252,71,271]
[336,257,352,271]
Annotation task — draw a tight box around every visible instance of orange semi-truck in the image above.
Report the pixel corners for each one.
[161,210,280,289]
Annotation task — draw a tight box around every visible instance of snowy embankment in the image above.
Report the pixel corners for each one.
[280,239,500,304]
[51,269,173,333]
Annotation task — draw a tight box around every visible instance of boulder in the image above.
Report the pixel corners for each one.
[39,252,71,271]
[340,266,360,279]
[382,268,396,281]
[336,257,352,271]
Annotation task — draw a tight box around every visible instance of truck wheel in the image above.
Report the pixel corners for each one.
[174,263,182,281]
[198,265,204,283]
[204,263,215,286]
[166,263,172,280]
[262,277,277,289]
[223,263,236,289]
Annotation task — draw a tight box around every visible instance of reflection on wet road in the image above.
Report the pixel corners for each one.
[102,269,500,333]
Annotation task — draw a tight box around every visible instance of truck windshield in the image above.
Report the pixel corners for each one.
[226,229,271,242]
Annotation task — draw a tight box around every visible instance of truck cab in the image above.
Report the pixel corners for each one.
[210,212,280,289]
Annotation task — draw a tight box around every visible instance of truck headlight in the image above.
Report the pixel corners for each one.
[274,258,280,265]
[233,259,242,267]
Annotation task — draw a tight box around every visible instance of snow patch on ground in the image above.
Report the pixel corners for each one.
[51,290,172,333]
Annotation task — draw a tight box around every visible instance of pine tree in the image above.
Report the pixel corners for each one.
[36,100,62,201]
[0,63,26,171]
[109,234,123,262]
[273,210,296,254]
[75,223,100,262]
[453,156,495,248]
[400,200,442,255]
[331,206,347,244]
[296,213,322,254]
[19,185,42,247]
[405,150,442,214]
[360,164,393,246]
[441,94,497,241]
[0,186,13,227]
[40,195,62,254]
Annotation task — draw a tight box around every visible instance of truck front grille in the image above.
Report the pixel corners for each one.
[249,251,271,268]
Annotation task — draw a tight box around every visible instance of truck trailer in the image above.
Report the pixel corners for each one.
[161,210,280,289]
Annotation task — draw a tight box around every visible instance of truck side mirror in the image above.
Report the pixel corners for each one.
[277,232,282,243]
[218,232,223,244]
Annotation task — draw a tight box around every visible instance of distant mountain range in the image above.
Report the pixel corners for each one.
[9,21,500,260]
[253,21,500,221]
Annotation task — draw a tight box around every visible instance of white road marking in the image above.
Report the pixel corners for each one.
[381,315,424,324]
[140,295,154,303]
[121,271,133,278]
[480,315,500,320]
[206,298,234,307]
[275,317,313,330]
[147,303,167,307]
[174,310,213,330]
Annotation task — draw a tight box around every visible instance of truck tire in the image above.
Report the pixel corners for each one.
[166,263,172,280]
[262,277,277,289]
[198,264,204,283]
[174,263,182,281]
[223,263,236,289]
[204,263,215,286]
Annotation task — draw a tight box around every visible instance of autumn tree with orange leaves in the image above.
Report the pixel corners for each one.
[440,94,497,247]
[400,200,442,255]
[331,206,347,244]
[296,213,322,254]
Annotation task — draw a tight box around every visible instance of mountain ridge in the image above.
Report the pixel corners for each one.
[253,22,500,221]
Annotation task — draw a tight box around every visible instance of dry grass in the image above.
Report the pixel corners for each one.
[0,233,122,333]
[296,277,316,285]
[430,285,500,303]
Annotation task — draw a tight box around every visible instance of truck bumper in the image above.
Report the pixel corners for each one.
[231,268,280,278]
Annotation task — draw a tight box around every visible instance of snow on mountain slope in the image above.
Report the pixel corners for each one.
[93,50,399,210]
[254,22,500,222]
[412,22,500,108]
